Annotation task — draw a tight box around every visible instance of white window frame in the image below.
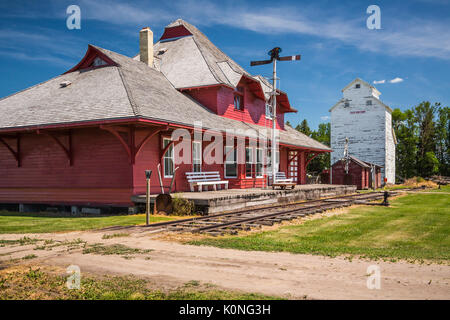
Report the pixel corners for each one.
[256,148,263,178]
[224,146,237,178]
[245,147,254,178]
[192,141,202,172]
[163,138,174,178]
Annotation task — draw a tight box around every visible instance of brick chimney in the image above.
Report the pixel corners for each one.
[139,27,153,67]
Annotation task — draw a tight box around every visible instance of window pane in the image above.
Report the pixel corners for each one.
[225,147,236,163]
[226,164,237,177]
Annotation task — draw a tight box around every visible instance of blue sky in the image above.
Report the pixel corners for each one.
[1,0,449,129]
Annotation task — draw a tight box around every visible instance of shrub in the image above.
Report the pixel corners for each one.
[171,195,195,216]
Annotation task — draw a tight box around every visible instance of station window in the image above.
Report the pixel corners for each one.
[224,146,237,178]
[265,103,273,119]
[192,141,202,172]
[234,87,244,111]
[163,138,174,178]
[245,147,253,178]
[256,148,263,178]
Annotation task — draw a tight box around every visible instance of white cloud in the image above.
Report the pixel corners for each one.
[389,77,404,83]
[373,80,386,84]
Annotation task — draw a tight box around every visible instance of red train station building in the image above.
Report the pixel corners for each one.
[0,19,330,208]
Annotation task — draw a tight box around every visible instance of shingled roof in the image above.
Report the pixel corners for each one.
[134,19,295,112]
[0,31,329,151]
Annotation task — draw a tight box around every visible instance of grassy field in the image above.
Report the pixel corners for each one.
[190,190,450,263]
[0,212,180,234]
[0,266,280,300]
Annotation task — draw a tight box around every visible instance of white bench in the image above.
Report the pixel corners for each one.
[270,172,295,190]
[274,172,293,183]
[186,171,229,192]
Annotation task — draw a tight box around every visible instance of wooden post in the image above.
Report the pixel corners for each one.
[144,170,152,225]
[146,178,150,225]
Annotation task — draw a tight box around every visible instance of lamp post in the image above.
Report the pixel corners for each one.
[145,170,152,225]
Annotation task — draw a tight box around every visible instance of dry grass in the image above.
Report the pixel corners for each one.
[0,264,281,300]
[401,178,437,188]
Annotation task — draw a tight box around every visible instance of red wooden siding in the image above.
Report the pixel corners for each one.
[0,128,133,205]
[332,161,368,189]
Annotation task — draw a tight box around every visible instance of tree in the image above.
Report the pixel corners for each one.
[422,151,439,176]
[393,108,418,179]
[435,106,450,175]
[296,119,311,136]
[414,102,438,177]
[392,102,448,179]
[309,123,331,173]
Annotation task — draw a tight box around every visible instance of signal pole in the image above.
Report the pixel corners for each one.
[250,48,300,185]
[271,58,277,181]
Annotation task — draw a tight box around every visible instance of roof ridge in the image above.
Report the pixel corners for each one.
[191,36,223,85]
[117,67,140,116]
[177,20,248,75]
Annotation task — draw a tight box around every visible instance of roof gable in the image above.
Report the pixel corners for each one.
[160,24,193,42]
[64,45,118,74]
[342,78,380,95]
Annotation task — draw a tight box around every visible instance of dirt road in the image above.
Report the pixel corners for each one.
[1,230,449,300]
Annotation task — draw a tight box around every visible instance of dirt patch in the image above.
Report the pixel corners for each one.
[1,229,449,299]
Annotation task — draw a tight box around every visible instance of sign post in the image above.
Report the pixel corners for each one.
[145,170,152,225]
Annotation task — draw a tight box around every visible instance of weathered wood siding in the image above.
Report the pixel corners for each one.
[330,80,396,184]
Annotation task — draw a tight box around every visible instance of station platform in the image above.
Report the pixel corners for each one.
[132,184,357,214]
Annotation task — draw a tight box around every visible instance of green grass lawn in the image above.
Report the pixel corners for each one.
[190,191,450,263]
[0,212,179,234]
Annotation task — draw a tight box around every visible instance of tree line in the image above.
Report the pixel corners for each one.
[392,102,449,179]
[289,101,449,179]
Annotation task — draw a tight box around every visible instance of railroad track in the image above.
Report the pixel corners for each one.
[128,190,409,236]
